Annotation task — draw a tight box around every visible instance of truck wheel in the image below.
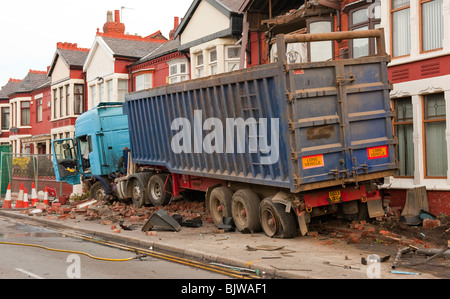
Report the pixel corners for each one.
[130,179,145,208]
[231,189,261,233]
[260,197,296,239]
[148,174,171,206]
[208,186,233,226]
[90,181,107,201]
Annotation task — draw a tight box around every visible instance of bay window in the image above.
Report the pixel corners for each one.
[209,49,217,75]
[74,84,84,115]
[196,53,205,78]
[225,46,241,72]
[168,59,189,84]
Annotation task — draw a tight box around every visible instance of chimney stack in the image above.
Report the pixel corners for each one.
[169,16,180,40]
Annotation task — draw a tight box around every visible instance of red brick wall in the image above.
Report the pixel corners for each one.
[387,189,450,216]
[129,52,188,90]
[30,85,52,136]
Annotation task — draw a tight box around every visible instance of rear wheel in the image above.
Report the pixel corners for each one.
[148,174,171,206]
[231,189,261,233]
[208,186,233,226]
[260,197,296,239]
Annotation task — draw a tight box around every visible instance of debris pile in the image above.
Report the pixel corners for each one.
[20,197,211,234]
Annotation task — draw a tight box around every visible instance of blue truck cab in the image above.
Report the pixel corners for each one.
[51,102,130,186]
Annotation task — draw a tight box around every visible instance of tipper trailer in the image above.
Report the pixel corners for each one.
[52,29,398,238]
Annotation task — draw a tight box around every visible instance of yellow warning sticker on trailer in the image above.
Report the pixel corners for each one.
[302,154,324,169]
[367,145,388,160]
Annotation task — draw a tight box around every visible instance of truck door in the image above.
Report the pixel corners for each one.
[51,138,81,185]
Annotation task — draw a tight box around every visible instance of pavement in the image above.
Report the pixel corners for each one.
[0,204,445,279]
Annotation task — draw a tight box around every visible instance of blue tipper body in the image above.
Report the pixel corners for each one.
[124,54,397,193]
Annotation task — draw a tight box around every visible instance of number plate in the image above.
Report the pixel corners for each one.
[328,190,342,203]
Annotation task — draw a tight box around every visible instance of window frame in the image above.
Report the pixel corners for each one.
[195,52,205,78]
[306,16,335,62]
[393,97,414,177]
[225,45,241,72]
[168,59,189,84]
[36,98,42,123]
[53,89,58,119]
[20,101,30,126]
[59,86,64,117]
[390,0,411,58]
[420,0,443,53]
[348,5,381,58]
[65,84,70,116]
[74,84,84,115]
[422,92,447,178]
[1,106,10,130]
[135,72,153,92]
[209,48,218,76]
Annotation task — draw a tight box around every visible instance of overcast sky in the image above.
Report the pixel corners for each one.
[0,0,193,87]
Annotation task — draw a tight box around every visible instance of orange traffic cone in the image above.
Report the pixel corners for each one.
[43,187,50,205]
[2,183,12,209]
[22,188,29,208]
[15,183,24,208]
[30,182,38,206]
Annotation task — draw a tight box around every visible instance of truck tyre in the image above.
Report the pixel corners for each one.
[208,186,233,226]
[231,189,261,233]
[90,181,107,201]
[130,178,146,208]
[148,174,171,206]
[259,197,296,239]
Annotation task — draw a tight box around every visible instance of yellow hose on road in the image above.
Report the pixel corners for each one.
[0,241,135,262]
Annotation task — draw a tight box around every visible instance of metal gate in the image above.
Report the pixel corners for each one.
[0,152,73,198]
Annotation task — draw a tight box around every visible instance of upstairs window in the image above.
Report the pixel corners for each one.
[348,4,381,58]
[421,0,443,52]
[168,59,189,84]
[307,17,334,62]
[226,46,241,72]
[36,98,42,122]
[21,101,30,126]
[391,0,410,57]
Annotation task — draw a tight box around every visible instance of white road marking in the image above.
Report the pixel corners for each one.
[15,268,45,279]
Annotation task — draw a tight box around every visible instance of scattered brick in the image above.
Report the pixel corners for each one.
[422,218,440,229]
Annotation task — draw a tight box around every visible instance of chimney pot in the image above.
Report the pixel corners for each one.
[107,11,113,22]
[115,10,120,23]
